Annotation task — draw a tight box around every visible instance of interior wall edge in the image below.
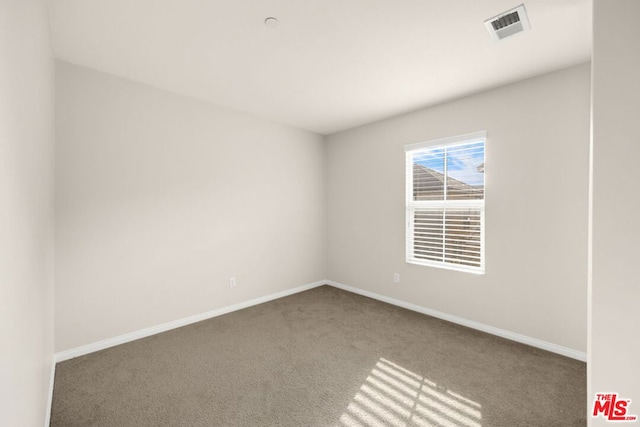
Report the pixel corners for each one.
[44,355,56,427]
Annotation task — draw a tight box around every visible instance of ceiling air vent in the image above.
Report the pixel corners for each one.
[484,4,530,41]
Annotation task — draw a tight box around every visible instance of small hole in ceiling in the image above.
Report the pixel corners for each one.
[264,17,279,28]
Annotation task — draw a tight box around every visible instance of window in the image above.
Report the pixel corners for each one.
[405,132,486,274]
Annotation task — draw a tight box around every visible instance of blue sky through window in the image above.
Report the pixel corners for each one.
[414,142,484,186]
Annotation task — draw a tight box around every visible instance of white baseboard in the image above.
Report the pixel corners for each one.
[55,280,326,363]
[54,278,586,365]
[44,355,56,427]
[326,280,587,362]
[48,278,585,420]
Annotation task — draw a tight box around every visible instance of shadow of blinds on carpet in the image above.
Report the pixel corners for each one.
[337,358,482,427]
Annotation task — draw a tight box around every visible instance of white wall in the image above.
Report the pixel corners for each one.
[0,0,55,425]
[590,1,640,423]
[55,62,326,352]
[327,64,590,353]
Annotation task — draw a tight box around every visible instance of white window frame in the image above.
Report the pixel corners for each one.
[405,131,486,274]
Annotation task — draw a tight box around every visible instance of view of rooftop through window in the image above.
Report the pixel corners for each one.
[413,141,485,188]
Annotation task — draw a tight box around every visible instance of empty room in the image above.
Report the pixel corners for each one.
[2,0,639,426]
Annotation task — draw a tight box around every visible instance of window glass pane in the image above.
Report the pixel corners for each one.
[445,142,485,200]
[413,148,445,201]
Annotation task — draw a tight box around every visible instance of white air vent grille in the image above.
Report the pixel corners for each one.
[485,4,530,41]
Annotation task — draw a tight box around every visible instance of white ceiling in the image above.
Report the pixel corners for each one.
[46,0,591,135]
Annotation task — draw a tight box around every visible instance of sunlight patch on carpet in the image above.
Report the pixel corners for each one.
[337,358,482,427]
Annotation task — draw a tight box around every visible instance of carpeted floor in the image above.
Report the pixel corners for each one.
[51,285,586,426]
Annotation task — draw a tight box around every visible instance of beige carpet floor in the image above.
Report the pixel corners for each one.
[51,285,586,426]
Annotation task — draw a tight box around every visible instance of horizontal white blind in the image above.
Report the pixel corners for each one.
[406,136,485,273]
